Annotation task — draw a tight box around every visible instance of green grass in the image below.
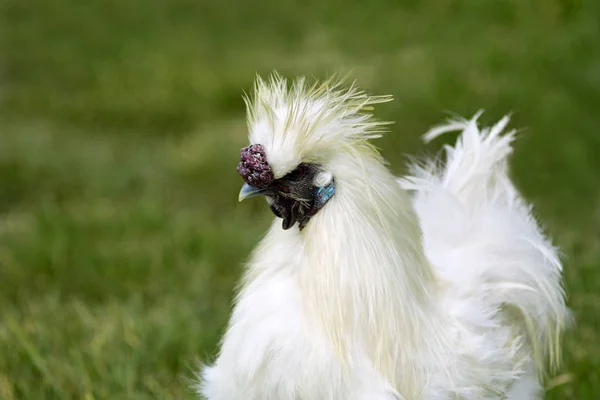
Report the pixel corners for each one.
[1,0,599,398]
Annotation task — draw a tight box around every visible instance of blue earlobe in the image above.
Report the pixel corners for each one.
[314,180,335,208]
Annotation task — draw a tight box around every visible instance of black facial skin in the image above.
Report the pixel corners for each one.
[262,163,322,230]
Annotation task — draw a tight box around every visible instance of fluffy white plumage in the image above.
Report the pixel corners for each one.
[198,74,568,399]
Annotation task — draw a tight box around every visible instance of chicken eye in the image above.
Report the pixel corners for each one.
[287,165,305,181]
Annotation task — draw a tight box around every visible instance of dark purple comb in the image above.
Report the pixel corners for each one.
[237,144,274,188]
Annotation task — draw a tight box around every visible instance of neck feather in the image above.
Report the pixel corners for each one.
[300,149,440,393]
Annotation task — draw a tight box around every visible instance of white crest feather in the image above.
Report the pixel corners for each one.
[244,73,393,177]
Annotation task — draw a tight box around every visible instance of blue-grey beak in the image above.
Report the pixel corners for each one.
[238,183,266,202]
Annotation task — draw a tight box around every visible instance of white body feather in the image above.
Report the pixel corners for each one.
[199,76,568,399]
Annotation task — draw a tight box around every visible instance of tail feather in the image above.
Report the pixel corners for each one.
[401,112,568,379]
[418,111,517,205]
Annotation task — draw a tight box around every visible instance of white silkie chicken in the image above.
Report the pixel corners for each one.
[199,74,568,399]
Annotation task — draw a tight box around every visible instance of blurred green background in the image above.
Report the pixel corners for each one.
[1,0,599,398]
